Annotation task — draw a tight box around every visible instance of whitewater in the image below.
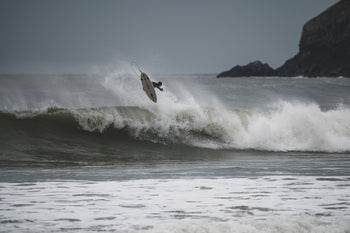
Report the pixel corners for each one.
[0,67,350,232]
[2,102,350,152]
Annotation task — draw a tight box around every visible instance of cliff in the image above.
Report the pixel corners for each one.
[277,0,350,77]
[218,0,350,78]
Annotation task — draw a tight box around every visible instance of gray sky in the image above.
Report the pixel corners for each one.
[0,0,337,74]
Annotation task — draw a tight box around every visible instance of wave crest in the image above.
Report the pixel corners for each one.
[2,101,350,153]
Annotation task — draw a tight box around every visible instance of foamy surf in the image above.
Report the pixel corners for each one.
[1,177,350,232]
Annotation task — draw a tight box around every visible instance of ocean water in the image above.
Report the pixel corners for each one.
[0,69,350,232]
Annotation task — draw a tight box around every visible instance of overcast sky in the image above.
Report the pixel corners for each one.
[0,0,337,74]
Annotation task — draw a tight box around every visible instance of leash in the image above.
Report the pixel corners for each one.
[130,61,143,78]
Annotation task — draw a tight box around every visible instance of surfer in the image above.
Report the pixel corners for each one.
[152,81,163,91]
[138,68,161,103]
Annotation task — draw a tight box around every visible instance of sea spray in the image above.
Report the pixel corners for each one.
[1,72,350,152]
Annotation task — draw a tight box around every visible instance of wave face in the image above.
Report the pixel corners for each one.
[2,101,350,153]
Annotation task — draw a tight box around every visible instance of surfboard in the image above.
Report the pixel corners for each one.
[140,72,157,103]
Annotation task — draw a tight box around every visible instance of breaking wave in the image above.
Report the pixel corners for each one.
[2,101,350,152]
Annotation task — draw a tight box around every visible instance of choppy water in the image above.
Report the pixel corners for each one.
[0,68,350,232]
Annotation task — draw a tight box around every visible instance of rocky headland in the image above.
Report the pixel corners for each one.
[217,60,275,77]
[217,0,350,78]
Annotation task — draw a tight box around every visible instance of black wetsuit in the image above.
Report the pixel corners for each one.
[152,82,163,91]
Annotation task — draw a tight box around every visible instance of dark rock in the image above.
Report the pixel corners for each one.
[277,0,350,77]
[218,0,350,78]
[217,60,275,77]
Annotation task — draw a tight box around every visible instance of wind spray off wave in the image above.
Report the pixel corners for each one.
[98,69,350,152]
[1,69,350,153]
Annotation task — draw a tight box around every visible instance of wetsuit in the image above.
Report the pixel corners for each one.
[152,82,163,91]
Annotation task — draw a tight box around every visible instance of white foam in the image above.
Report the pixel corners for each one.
[1,177,350,232]
[238,101,350,152]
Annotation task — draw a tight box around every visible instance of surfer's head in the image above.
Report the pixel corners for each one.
[157,81,162,86]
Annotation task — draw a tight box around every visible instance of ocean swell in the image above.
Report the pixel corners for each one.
[2,101,350,153]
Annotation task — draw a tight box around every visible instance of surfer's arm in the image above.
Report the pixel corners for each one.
[155,86,163,91]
